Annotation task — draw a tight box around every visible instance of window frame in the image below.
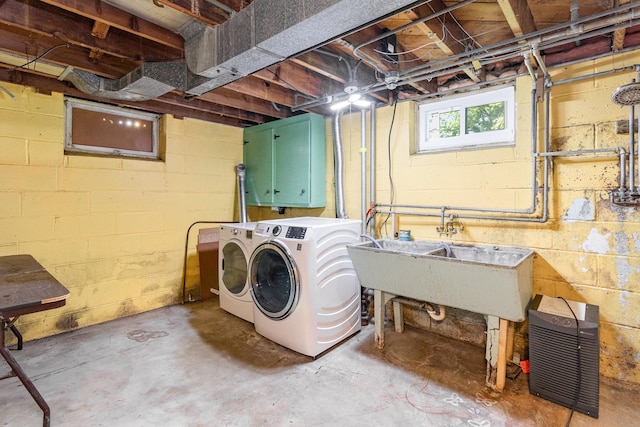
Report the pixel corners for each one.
[64,97,161,159]
[416,85,516,153]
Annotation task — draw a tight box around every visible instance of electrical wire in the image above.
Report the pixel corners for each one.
[558,296,582,427]
[264,68,302,94]
[9,43,70,71]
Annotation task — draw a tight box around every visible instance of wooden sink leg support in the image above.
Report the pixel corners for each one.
[485,316,514,392]
[373,290,396,349]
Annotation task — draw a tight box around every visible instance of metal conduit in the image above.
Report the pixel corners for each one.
[620,148,627,193]
[395,3,640,82]
[632,97,637,193]
[637,68,640,192]
[332,112,348,219]
[296,6,640,111]
[369,103,376,237]
[376,45,640,225]
[361,109,367,234]
[375,86,542,217]
[333,3,640,226]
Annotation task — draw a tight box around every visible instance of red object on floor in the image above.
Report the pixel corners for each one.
[520,360,530,373]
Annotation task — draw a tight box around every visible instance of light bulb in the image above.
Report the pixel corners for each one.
[330,100,350,111]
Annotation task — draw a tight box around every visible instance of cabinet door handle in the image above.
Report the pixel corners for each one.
[300,189,305,195]
[273,189,280,194]
[274,134,280,139]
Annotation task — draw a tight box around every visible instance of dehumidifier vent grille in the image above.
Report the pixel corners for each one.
[528,295,599,418]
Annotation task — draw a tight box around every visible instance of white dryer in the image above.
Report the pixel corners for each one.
[248,217,361,357]
[218,222,256,323]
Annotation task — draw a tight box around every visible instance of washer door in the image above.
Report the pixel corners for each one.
[221,242,248,296]
[249,241,299,320]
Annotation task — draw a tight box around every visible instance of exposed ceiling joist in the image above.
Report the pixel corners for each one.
[1,0,639,127]
[405,1,482,83]
[153,0,231,26]
[497,0,537,37]
[39,0,185,50]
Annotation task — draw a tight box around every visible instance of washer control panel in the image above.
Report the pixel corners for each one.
[255,222,308,240]
[285,226,307,239]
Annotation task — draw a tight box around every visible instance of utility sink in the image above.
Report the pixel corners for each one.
[347,239,534,321]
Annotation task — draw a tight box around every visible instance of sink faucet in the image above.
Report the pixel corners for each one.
[436,214,464,237]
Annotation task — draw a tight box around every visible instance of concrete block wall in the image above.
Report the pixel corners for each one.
[329,52,640,388]
[3,48,639,389]
[0,82,242,339]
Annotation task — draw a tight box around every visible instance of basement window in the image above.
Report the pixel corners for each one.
[65,98,160,159]
[416,86,515,153]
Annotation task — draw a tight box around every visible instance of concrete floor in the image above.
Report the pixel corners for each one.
[1,298,638,427]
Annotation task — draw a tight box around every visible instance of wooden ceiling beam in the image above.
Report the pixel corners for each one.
[220,0,251,13]
[405,0,482,83]
[0,0,182,62]
[39,0,185,50]
[253,62,326,97]
[0,26,287,121]
[612,0,631,51]
[290,50,389,101]
[226,76,296,107]
[496,0,537,37]
[158,91,270,123]
[91,21,111,39]
[0,24,136,78]
[200,87,290,119]
[153,0,229,26]
[291,52,350,83]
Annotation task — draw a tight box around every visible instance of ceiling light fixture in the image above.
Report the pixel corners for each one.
[330,83,371,111]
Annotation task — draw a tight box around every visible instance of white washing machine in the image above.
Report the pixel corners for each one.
[248,217,362,357]
[218,222,256,323]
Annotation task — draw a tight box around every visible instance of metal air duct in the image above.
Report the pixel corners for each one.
[63,0,425,100]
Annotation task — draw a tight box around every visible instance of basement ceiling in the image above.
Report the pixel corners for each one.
[1,0,640,127]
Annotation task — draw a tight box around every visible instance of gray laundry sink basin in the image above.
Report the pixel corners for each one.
[347,239,534,321]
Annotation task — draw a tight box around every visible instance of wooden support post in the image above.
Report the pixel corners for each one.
[496,318,509,392]
[392,299,404,333]
[506,320,515,362]
[374,290,395,349]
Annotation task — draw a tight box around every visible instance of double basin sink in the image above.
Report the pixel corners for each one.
[347,239,534,321]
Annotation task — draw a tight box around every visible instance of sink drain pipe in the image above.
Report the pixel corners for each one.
[392,296,446,321]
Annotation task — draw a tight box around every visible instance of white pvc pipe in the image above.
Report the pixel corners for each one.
[427,304,446,321]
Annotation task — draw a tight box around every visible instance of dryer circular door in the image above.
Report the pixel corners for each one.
[249,241,300,320]
[221,241,249,296]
